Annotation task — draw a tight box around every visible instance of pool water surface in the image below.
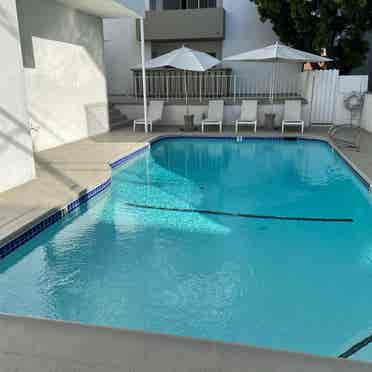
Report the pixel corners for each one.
[0,138,372,361]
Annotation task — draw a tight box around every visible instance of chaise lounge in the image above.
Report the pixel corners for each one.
[201,100,224,133]
[133,101,164,132]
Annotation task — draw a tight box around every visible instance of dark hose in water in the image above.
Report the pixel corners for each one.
[124,202,353,223]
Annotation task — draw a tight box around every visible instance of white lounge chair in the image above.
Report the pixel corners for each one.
[235,100,258,133]
[282,100,304,134]
[201,100,224,133]
[133,101,164,132]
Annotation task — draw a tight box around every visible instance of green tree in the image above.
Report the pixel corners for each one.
[250,0,372,73]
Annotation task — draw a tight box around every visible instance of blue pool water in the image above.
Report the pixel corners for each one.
[1,137,372,361]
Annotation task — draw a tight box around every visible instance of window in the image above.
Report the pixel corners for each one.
[163,0,217,10]
[163,0,180,10]
[150,0,157,10]
[200,0,217,8]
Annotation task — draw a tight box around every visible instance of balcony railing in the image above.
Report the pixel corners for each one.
[161,0,217,9]
[131,69,301,102]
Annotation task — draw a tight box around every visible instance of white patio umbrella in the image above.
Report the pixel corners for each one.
[224,42,332,105]
[137,46,220,114]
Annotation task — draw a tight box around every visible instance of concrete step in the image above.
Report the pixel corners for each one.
[109,103,128,127]
[110,117,132,129]
[110,112,127,122]
[109,107,123,116]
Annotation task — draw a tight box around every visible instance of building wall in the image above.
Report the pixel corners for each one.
[0,0,35,193]
[151,40,222,59]
[104,0,300,97]
[334,75,368,126]
[221,0,301,80]
[104,17,151,95]
[17,0,109,152]
[361,94,372,132]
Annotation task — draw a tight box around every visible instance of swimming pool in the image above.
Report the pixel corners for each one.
[1,137,372,362]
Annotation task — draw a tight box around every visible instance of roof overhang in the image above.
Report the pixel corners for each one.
[55,0,141,18]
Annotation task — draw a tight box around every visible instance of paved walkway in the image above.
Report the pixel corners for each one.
[0,125,371,246]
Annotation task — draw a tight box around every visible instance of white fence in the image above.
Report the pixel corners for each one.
[309,70,339,124]
[132,73,301,102]
[300,70,368,125]
[129,69,368,126]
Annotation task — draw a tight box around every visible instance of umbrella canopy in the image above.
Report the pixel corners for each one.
[224,42,332,63]
[137,46,221,71]
[134,47,221,117]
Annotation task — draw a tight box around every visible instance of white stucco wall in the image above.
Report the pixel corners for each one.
[0,0,35,193]
[17,0,109,152]
[222,0,301,81]
[361,94,372,132]
[104,17,151,95]
[334,76,368,126]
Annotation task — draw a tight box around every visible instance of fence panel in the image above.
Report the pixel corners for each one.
[132,70,301,101]
[309,70,339,124]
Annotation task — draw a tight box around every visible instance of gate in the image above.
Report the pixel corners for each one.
[309,70,339,124]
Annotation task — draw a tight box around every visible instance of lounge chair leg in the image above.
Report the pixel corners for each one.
[220,123,222,133]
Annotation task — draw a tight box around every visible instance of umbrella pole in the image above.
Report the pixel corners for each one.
[270,61,277,114]
[140,18,148,133]
[184,70,189,115]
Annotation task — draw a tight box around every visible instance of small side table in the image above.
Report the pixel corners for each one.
[184,114,195,132]
[265,113,276,130]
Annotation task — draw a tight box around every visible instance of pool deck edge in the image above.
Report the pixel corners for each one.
[0,312,371,372]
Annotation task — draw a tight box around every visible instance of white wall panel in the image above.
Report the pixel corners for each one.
[0,0,35,192]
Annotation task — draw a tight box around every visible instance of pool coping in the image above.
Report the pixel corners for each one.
[1,312,371,371]
[1,133,371,262]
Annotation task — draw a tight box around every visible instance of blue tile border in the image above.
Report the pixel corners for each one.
[0,145,150,261]
[150,135,372,191]
[1,133,371,261]
[0,211,62,260]
[67,178,112,214]
[0,177,114,261]
[110,144,149,169]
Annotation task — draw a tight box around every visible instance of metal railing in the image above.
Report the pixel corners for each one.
[131,72,301,102]
[187,0,217,8]
[162,0,217,10]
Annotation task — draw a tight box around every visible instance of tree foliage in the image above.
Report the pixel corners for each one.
[250,0,372,73]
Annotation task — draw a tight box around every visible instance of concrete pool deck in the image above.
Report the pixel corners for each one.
[1,125,372,371]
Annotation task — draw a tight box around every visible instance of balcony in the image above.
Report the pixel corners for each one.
[137,7,225,42]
